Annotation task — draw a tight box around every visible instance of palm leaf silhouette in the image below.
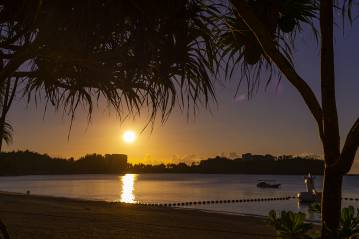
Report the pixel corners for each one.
[0,121,13,146]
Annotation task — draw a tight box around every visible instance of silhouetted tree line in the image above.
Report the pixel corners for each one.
[128,155,324,175]
[0,151,127,175]
[0,151,324,175]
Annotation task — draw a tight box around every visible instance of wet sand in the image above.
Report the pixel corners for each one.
[0,192,276,239]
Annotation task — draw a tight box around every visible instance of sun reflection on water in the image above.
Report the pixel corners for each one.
[120,174,136,203]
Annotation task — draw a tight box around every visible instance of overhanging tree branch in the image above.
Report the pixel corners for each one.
[0,39,39,85]
[340,117,359,173]
[230,0,324,140]
[1,79,11,118]
[0,51,32,85]
[5,78,19,113]
[10,72,37,78]
[0,30,26,49]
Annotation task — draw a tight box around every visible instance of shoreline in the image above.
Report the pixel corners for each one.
[0,191,276,239]
[0,190,270,218]
[2,191,321,224]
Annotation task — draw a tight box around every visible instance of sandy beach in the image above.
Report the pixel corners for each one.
[0,192,276,239]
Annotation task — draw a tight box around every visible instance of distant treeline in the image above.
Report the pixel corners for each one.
[128,155,324,174]
[0,151,127,175]
[0,151,324,176]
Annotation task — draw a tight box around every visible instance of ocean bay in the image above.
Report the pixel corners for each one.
[1,173,358,219]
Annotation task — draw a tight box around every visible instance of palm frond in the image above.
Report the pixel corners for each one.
[1,0,220,125]
[213,0,318,96]
[339,0,359,24]
[0,120,13,146]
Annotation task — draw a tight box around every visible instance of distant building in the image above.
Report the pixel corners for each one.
[104,154,128,172]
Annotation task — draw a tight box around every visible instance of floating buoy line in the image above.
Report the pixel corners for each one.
[131,196,295,207]
[123,196,359,207]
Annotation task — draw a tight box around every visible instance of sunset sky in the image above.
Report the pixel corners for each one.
[4,28,359,173]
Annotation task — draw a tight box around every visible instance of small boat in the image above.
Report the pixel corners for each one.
[256,181,281,188]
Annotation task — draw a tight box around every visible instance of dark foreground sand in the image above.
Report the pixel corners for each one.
[0,192,276,239]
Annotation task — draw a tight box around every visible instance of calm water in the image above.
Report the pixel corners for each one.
[0,174,358,219]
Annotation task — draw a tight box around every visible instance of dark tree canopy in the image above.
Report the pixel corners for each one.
[219,0,317,65]
[0,0,218,121]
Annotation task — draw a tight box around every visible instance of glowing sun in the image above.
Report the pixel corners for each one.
[123,131,136,144]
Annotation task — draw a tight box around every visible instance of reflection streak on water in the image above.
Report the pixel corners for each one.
[120,174,136,203]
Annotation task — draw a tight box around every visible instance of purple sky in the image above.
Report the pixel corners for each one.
[4,24,359,173]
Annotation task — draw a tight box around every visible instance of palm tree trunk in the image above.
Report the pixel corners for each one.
[319,0,342,237]
[321,166,343,239]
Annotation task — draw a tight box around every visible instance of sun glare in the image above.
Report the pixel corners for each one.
[120,174,136,203]
[123,130,136,143]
